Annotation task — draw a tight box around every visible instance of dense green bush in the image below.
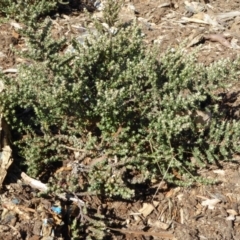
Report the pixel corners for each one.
[0,0,240,199]
[0,0,61,22]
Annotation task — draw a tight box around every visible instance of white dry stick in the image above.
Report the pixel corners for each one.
[21,172,48,191]
[58,193,85,206]
[216,11,240,21]
[2,68,18,73]
[10,22,23,29]
[21,172,85,205]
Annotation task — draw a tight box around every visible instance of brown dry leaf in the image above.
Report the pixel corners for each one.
[112,126,122,139]
[166,189,174,198]
[138,201,159,217]
[172,168,182,180]
[12,30,20,39]
[52,213,63,226]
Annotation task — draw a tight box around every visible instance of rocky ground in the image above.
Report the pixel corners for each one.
[1,0,240,239]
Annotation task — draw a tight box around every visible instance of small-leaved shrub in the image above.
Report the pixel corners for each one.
[0,0,61,22]
[0,0,240,200]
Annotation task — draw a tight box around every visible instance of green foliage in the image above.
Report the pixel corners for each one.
[1,0,240,201]
[0,0,67,22]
